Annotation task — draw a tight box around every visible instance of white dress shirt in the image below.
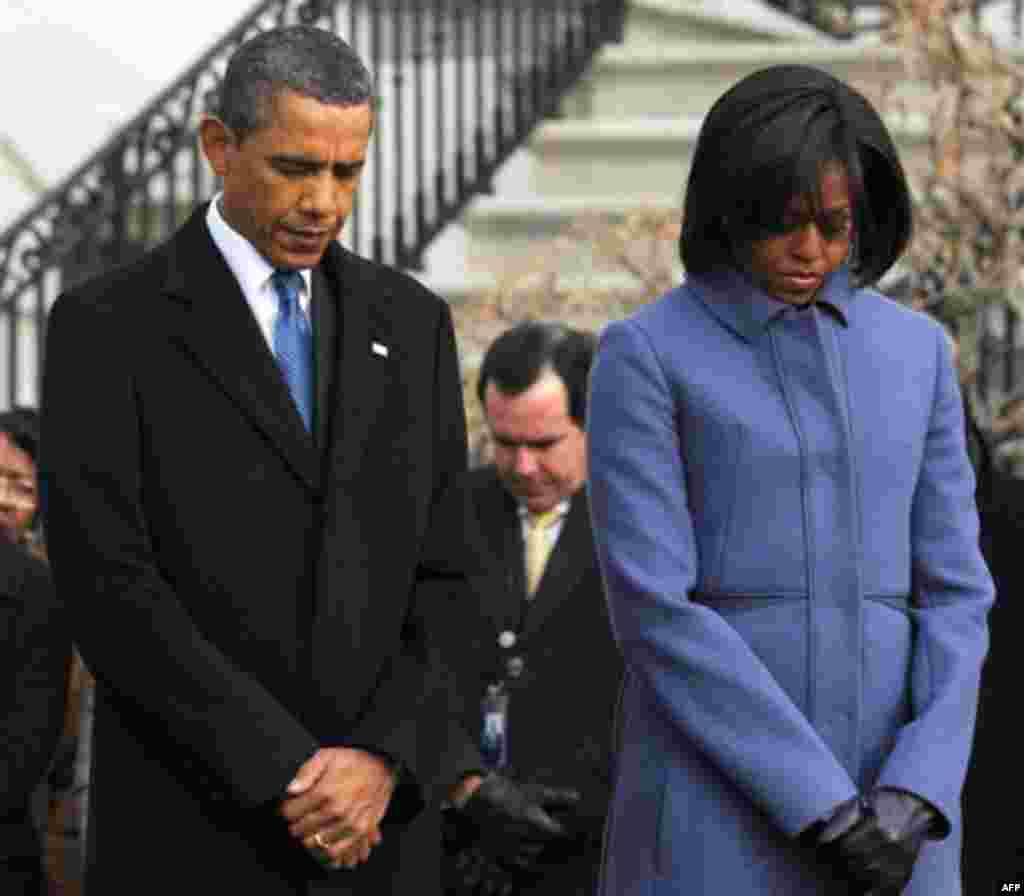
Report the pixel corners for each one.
[205,195,312,353]
[517,497,570,598]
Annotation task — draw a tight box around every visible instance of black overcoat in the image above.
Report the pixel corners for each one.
[436,467,623,896]
[40,207,468,894]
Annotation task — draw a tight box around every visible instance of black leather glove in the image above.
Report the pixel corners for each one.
[449,843,521,896]
[455,772,580,872]
[818,789,937,894]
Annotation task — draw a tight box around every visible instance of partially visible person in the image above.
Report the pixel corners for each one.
[0,409,90,896]
[587,65,993,895]
[1,524,70,895]
[435,322,623,896]
[0,408,43,555]
[941,324,1024,888]
[991,391,1024,477]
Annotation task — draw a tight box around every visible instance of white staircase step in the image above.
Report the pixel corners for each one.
[460,195,679,272]
[567,41,908,120]
[523,113,934,201]
[624,0,829,47]
[527,117,700,198]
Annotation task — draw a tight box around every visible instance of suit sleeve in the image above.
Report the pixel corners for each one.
[0,556,70,833]
[876,326,994,836]
[343,299,470,814]
[586,318,858,837]
[40,295,319,809]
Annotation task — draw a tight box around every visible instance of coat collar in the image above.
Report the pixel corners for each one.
[688,264,853,344]
[158,205,383,493]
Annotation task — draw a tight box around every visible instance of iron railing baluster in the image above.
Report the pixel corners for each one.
[473,2,487,192]
[392,5,406,269]
[435,0,448,216]
[454,3,467,198]
[489,0,501,158]
[412,2,427,262]
[370,3,384,265]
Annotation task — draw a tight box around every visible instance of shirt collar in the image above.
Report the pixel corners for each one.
[689,264,852,344]
[206,195,312,298]
[516,498,571,523]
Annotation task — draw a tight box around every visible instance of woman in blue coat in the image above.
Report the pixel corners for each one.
[587,65,994,895]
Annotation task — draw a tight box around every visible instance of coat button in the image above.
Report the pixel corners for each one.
[507,656,525,678]
[498,631,517,649]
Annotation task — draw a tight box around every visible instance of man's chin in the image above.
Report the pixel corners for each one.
[271,245,329,270]
[269,232,339,269]
[522,495,557,513]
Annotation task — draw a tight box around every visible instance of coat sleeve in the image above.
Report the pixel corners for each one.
[40,295,320,809]
[875,325,994,836]
[342,300,470,815]
[586,318,858,837]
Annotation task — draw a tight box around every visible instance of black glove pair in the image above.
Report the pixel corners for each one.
[446,772,580,893]
[815,788,938,894]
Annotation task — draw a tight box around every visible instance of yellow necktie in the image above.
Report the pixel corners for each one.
[525,508,561,597]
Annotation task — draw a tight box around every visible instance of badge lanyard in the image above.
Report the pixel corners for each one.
[480,682,510,771]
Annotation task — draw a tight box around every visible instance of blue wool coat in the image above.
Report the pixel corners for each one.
[586,267,993,895]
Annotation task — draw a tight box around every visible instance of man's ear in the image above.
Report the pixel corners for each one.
[198,116,234,178]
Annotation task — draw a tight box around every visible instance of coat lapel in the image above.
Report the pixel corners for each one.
[310,266,337,455]
[160,209,320,492]
[470,472,526,634]
[520,489,594,637]
[321,243,388,487]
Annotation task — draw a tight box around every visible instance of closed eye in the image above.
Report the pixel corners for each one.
[819,210,852,240]
[271,157,319,177]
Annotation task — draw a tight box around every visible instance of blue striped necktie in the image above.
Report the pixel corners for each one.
[270,269,313,432]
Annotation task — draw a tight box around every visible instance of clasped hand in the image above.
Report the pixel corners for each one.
[816,788,937,895]
[280,747,396,870]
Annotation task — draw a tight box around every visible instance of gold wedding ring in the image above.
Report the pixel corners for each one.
[313,831,330,850]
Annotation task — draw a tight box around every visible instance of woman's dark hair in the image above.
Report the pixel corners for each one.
[477,322,596,427]
[0,406,40,464]
[680,64,912,287]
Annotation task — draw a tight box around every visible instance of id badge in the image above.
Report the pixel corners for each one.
[480,684,509,771]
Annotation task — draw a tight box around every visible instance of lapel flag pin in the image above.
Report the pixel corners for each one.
[372,341,389,358]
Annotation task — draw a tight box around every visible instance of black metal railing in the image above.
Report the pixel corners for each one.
[0,0,625,407]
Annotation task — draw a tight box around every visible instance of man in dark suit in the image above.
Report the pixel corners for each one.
[1,535,69,895]
[40,25,469,895]
[439,322,624,896]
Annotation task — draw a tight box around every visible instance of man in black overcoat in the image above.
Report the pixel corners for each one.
[40,25,471,895]
[0,536,69,895]
[438,323,624,896]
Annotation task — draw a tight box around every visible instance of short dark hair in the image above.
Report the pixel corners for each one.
[477,322,597,427]
[0,406,40,464]
[218,25,374,140]
[680,64,912,287]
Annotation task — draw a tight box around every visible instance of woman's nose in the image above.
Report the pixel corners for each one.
[789,222,824,259]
